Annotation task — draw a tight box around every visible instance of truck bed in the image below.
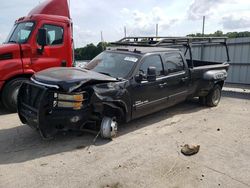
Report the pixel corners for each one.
[186,59,225,68]
[185,59,230,97]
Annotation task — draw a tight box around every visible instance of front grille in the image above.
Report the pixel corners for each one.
[18,82,50,120]
[18,82,49,126]
[21,83,45,109]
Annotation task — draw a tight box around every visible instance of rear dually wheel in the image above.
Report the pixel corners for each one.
[206,85,222,107]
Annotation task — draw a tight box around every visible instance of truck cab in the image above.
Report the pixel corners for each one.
[0,0,73,112]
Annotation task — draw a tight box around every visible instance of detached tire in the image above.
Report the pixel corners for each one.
[1,78,28,113]
[206,85,222,107]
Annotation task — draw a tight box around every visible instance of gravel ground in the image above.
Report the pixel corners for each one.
[0,92,250,188]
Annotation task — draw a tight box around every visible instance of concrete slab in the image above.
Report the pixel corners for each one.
[0,95,250,188]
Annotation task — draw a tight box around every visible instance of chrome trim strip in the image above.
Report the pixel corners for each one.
[157,71,186,81]
[136,96,168,108]
[135,90,188,108]
[31,77,60,89]
[169,90,188,98]
[140,71,186,84]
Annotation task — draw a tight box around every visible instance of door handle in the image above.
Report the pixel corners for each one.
[61,60,67,67]
[159,82,167,88]
[181,77,189,82]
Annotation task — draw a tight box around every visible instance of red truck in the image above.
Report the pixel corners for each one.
[0,0,74,112]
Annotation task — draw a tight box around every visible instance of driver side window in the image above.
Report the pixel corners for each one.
[140,55,164,77]
[41,24,64,46]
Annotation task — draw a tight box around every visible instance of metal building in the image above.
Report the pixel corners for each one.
[191,37,250,85]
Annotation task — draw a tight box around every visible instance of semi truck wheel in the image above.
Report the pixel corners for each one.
[100,116,118,139]
[206,85,222,107]
[1,78,28,112]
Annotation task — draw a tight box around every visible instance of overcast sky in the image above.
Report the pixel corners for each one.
[0,0,250,47]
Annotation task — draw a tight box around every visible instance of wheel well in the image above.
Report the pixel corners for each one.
[103,103,126,123]
[215,81,224,89]
[3,74,32,87]
[1,74,32,96]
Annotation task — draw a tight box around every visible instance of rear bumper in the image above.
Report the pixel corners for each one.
[0,81,5,91]
[17,82,91,139]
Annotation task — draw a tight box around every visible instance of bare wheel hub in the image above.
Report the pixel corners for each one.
[100,117,118,139]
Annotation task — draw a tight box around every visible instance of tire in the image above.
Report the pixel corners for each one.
[1,78,28,112]
[206,85,222,107]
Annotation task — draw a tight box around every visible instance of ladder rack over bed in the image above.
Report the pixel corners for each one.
[111,37,230,66]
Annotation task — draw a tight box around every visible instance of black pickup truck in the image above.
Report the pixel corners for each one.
[18,37,230,139]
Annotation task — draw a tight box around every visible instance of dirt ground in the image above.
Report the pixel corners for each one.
[0,91,250,188]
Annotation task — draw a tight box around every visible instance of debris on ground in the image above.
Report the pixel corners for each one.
[103,182,121,188]
[181,144,200,156]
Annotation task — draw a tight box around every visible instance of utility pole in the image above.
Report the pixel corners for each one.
[101,31,104,42]
[202,16,205,36]
[101,31,104,51]
[201,16,206,61]
[156,24,159,38]
[124,26,127,38]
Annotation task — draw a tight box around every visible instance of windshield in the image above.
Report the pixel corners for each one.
[85,51,140,78]
[5,22,35,44]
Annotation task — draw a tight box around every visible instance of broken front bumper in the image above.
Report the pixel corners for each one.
[17,82,91,139]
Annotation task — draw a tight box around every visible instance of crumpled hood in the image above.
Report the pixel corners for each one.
[32,67,118,92]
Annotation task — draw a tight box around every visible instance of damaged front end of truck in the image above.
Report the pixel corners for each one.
[17,67,131,140]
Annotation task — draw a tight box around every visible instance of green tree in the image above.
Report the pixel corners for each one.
[74,42,110,61]
[213,30,223,37]
[187,31,250,38]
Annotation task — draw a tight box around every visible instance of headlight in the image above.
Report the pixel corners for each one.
[54,93,85,110]
[57,94,84,101]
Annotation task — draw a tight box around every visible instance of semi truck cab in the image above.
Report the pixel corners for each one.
[0,0,73,112]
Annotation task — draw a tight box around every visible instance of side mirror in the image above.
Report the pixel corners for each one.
[37,28,47,53]
[147,66,157,82]
[135,74,143,83]
[135,70,145,83]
